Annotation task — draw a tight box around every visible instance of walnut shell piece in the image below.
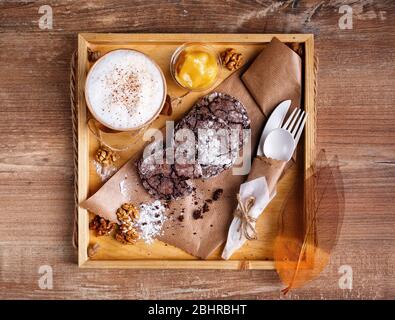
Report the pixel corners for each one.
[89,215,116,236]
[95,146,119,166]
[288,42,304,56]
[87,243,100,258]
[115,229,139,245]
[220,48,243,71]
[87,49,101,63]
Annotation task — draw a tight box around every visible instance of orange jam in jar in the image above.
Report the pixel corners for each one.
[171,44,220,91]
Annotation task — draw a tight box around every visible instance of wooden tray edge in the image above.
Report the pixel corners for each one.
[80,33,313,44]
[76,33,316,269]
[78,34,90,266]
[303,35,317,262]
[80,259,275,270]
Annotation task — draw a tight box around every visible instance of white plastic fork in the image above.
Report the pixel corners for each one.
[282,108,308,147]
[263,108,308,161]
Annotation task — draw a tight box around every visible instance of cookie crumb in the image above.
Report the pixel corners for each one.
[192,209,203,220]
[213,188,223,201]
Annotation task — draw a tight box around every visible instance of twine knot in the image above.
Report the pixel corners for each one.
[234,194,257,240]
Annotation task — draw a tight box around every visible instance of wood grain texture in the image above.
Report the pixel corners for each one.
[0,0,394,299]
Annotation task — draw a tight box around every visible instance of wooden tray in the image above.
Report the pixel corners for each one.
[77,33,315,269]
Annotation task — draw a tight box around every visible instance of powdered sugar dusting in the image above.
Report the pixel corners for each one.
[135,200,166,244]
[119,174,130,198]
[93,160,117,182]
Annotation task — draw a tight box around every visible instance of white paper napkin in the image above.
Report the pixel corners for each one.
[222,176,274,260]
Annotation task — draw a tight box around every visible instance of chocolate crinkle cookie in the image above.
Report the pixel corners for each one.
[138,92,250,199]
[200,92,251,148]
[137,149,193,200]
[175,92,250,179]
[175,111,233,179]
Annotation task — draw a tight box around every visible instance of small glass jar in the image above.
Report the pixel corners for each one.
[170,43,222,92]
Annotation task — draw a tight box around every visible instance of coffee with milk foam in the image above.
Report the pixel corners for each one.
[86,49,165,130]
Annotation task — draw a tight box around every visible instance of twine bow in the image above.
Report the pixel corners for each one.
[234,194,258,240]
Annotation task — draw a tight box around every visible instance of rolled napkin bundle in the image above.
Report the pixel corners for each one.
[222,156,287,259]
[222,37,301,259]
[242,37,302,116]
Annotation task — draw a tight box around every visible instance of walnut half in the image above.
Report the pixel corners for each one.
[115,203,140,245]
[220,48,243,71]
[89,215,116,236]
[95,146,118,166]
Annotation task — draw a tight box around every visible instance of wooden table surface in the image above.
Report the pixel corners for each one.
[0,0,394,300]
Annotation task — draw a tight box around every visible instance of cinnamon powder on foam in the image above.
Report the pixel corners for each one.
[86,49,164,130]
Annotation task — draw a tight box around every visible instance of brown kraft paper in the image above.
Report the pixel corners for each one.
[242,37,302,116]
[247,156,287,195]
